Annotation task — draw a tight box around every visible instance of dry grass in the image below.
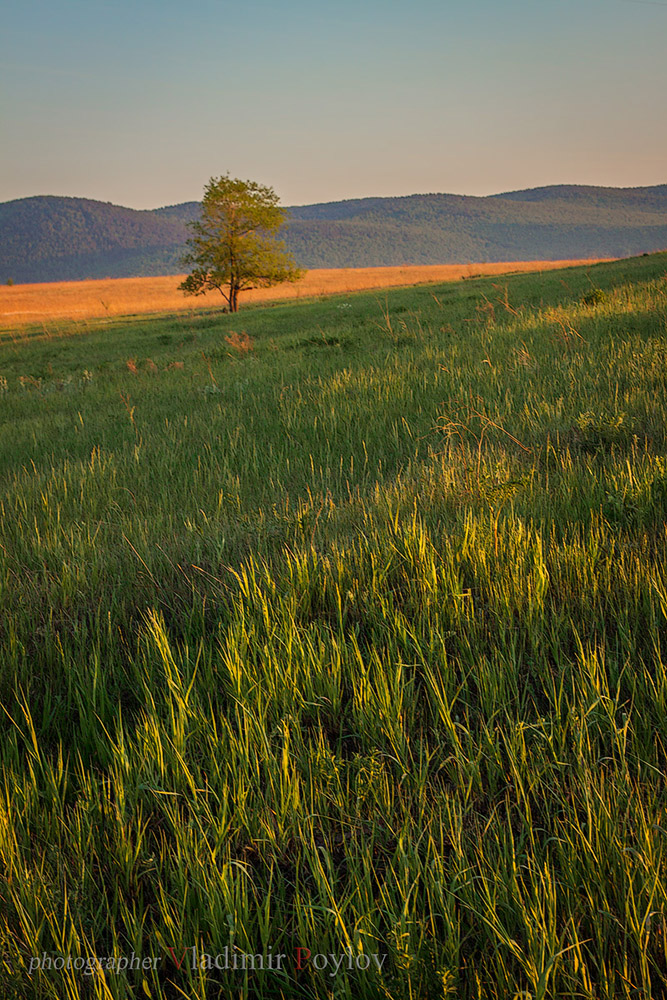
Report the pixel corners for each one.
[225,330,254,354]
[0,260,611,328]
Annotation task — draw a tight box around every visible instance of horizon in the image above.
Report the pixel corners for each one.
[2,0,666,210]
[4,178,667,214]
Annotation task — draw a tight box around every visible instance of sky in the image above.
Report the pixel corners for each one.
[1,0,666,209]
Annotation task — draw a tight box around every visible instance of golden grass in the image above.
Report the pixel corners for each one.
[0,260,611,328]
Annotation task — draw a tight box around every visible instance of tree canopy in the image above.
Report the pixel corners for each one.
[179,174,304,312]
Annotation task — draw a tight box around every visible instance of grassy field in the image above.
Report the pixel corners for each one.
[0,259,608,327]
[0,253,666,999]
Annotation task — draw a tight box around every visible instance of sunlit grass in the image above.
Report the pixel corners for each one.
[0,253,666,998]
[0,258,608,328]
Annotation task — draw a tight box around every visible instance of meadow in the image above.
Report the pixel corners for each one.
[0,253,666,999]
[0,259,606,327]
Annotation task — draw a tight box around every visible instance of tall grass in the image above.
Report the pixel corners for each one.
[0,259,608,328]
[0,254,666,998]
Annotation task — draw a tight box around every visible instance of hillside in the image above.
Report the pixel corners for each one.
[1,184,667,282]
[2,255,667,997]
[0,196,188,283]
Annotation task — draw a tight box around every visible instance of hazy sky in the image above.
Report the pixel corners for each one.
[1,0,665,209]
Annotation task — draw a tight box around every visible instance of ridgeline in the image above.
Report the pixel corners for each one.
[2,183,667,282]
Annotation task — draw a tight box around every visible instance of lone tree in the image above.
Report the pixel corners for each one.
[179,174,304,313]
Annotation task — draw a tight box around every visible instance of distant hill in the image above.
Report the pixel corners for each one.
[2,184,667,283]
[0,197,189,283]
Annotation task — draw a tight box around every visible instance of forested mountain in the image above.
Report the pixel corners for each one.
[0,197,188,283]
[2,184,666,283]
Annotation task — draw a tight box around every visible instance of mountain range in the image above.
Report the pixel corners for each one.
[2,183,667,283]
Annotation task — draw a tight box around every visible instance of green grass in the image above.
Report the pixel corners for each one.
[1,254,667,999]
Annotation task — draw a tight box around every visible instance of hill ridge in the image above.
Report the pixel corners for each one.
[2,183,667,283]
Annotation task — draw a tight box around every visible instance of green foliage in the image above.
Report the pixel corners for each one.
[574,409,628,451]
[1,254,667,998]
[179,174,304,312]
[581,286,608,306]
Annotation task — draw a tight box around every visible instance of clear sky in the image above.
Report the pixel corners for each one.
[1,0,665,209]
